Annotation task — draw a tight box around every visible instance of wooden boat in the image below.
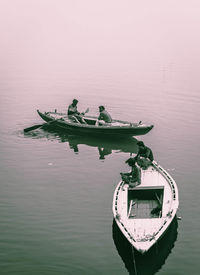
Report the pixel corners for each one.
[37,110,153,137]
[112,161,179,254]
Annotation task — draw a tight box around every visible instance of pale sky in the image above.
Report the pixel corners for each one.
[0,0,200,78]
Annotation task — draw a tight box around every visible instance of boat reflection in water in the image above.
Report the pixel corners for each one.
[112,217,178,275]
[24,124,138,159]
[65,134,138,159]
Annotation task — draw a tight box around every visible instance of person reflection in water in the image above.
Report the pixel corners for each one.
[98,147,112,159]
[68,141,79,153]
[98,106,112,125]
[120,158,141,190]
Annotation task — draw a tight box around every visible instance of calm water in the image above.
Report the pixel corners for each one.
[1,1,200,274]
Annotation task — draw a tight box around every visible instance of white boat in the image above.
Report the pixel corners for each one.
[112,161,179,254]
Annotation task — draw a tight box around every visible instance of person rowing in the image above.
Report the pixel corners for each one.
[98,105,112,125]
[67,99,87,123]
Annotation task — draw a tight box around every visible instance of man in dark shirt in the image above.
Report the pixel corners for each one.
[68,99,80,116]
[120,157,141,190]
[135,141,154,169]
[98,106,112,124]
[67,99,85,123]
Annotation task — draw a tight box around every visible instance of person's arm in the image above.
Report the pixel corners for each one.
[145,147,153,161]
[137,167,141,184]
[68,105,75,115]
[120,173,125,190]
[74,107,80,115]
[106,111,112,123]
[135,149,140,160]
[98,113,103,120]
[68,105,80,115]
[120,173,130,190]
[146,148,150,158]
[67,106,72,115]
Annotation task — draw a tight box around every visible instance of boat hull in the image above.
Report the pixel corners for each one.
[112,161,179,254]
[112,216,178,274]
[37,110,153,137]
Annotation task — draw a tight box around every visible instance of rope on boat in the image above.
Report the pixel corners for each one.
[131,245,138,275]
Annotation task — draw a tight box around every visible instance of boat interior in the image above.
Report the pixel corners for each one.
[48,112,133,127]
[127,187,164,219]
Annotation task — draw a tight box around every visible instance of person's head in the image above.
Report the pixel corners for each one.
[137,141,145,149]
[125,157,136,167]
[99,105,105,112]
[72,99,78,106]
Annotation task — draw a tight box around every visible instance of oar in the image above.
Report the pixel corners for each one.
[24,108,90,133]
[81,107,89,115]
[24,119,59,133]
[70,108,90,124]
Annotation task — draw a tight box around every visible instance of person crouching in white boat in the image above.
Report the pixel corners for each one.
[135,141,154,170]
[120,158,141,190]
[98,105,112,125]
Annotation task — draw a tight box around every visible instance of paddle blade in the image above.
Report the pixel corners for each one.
[24,124,43,133]
[84,108,89,114]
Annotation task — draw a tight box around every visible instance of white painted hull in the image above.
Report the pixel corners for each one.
[112,161,179,254]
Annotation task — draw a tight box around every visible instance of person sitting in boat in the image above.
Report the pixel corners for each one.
[120,157,141,190]
[98,106,112,125]
[67,99,86,124]
[135,141,154,169]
